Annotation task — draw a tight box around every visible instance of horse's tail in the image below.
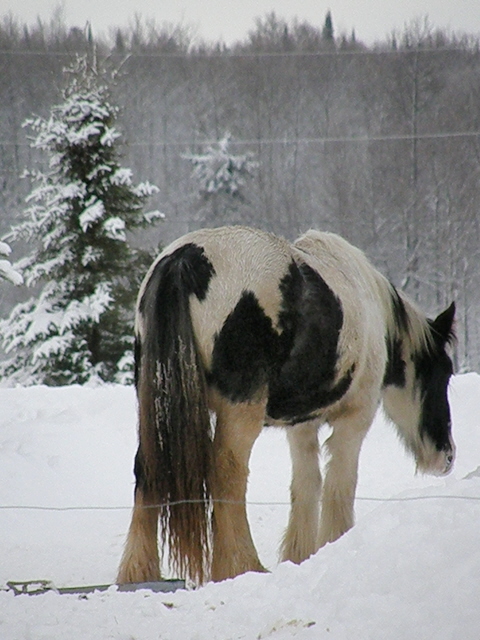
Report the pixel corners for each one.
[135,244,214,584]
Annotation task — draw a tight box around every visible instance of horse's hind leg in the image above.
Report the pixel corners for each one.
[117,476,161,584]
[210,394,267,582]
[281,421,322,564]
[317,405,375,548]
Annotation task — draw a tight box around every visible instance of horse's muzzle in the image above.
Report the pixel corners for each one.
[420,440,456,477]
[442,447,455,475]
[435,441,456,476]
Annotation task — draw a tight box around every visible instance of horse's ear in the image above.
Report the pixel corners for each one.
[431,302,456,344]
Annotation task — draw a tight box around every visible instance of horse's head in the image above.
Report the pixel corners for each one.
[383,302,456,476]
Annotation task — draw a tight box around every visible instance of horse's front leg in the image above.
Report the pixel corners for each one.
[281,421,322,564]
[317,405,375,548]
[210,395,267,582]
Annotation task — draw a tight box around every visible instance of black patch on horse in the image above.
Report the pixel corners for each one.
[267,260,353,423]
[136,242,215,399]
[389,286,410,335]
[414,344,453,452]
[133,447,148,494]
[138,243,215,318]
[383,337,406,388]
[383,288,408,388]
[414,306,455,453]
[208,259,352,420]
[209,291,279,403]
[134,336,142,389]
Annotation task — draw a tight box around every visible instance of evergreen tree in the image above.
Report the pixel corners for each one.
[184,133,258,226]
[322,11,334,43]
[0,57,162,385]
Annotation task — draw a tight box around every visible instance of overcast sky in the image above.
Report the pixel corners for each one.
[1,0,480,45]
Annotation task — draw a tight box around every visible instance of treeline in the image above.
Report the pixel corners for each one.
[0,12,479,371]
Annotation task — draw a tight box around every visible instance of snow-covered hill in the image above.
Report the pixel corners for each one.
[1,373,479,639]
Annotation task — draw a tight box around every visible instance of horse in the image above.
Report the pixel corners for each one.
[117,225,456,585]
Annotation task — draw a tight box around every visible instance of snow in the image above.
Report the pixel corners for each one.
[134,181,161,198]
[81,245,102,267]
[32,332,76,364]
[59,283,113,327]
[111,168,133,186]
[0,259,23,286]
[0,241,23,285]
[103,217,126,241]
[100,127,121,147]
[79,198,106,231]
[143,210,166,224]
[0,241,12,256]
[0,373,479,639]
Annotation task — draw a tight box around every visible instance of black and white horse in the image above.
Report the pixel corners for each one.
[117,226,456,585]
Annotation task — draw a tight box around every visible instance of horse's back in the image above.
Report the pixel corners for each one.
[141,226,389,423]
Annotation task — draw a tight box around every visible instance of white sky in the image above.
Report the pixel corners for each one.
[1,0,479,45]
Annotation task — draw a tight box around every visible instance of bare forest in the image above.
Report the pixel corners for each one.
[0,13,479,371]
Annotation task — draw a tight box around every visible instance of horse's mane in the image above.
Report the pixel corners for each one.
[387,286,437,357]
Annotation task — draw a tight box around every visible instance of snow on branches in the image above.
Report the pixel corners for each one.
[0,242,23,286]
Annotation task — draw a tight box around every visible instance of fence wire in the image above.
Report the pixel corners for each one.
[1,493,480,513]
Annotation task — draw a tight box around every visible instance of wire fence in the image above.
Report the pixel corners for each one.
[1,131,480,148]
[1,493,480,513]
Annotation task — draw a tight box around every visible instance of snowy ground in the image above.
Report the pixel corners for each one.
[1,373,479,639]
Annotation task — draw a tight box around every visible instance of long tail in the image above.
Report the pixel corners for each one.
[135,245,214,584]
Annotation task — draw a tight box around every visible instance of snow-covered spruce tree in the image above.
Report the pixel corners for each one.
[184,133,258,226]
[0,57,162,385]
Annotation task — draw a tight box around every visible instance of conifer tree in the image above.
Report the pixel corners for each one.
[184,133,258,226]
[0,56,162,385]
[322,11,334,43]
